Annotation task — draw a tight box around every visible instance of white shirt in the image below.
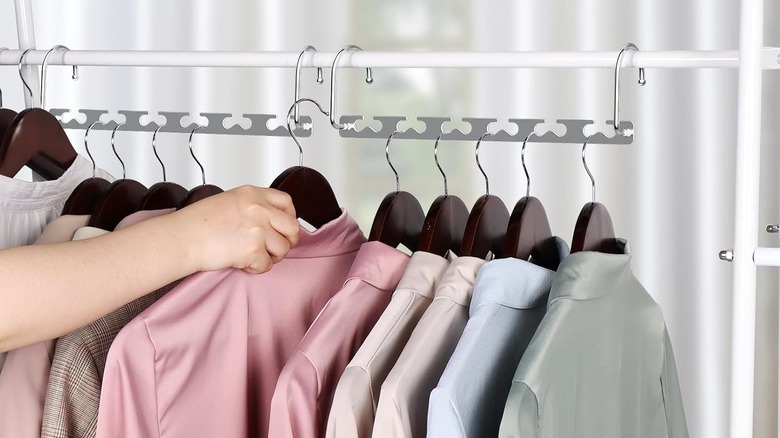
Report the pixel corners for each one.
[0,155,113,250]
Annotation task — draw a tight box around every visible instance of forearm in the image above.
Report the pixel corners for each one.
[0,216,196,352]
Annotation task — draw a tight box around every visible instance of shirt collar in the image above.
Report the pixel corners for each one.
[433,256,485,306]
[343,241,411,291]
[393,251,450,300]
[35,214,90,244]
[72,226,110,241]
[548,238,633,305]
[471,236,569,312]
[285,209,366,259]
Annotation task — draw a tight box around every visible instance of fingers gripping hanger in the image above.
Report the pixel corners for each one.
[88,122,148,231]
[418,133,469,257]
[459,133,510,259]
[571,43,645,254]
[62,121,112,214]
[138,125,187,210]
[369,131,426,251]
[178,126,223,209]
[503,132,559,269]
[0,48,18,143]
[0,46,78,179]
[270,97,342,228]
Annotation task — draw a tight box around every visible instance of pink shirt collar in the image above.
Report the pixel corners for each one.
[287,209,366,259]
[343,241,411,291]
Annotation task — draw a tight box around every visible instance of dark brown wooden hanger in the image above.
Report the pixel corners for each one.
[138,126,188,210]
[0,108,17,143]
[0,108,77,180]
[178,184,224,209]
[62,122,112,215]
[88,179,147,231]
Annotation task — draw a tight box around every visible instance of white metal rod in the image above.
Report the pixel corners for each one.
[752,248,780,266]
[730,0,764,434]
[0,49,757,69]
[13,0,39,107]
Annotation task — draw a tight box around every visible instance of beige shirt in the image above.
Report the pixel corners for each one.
[325,252,449,438]
[0,215,90,438]
[372,256,485,438]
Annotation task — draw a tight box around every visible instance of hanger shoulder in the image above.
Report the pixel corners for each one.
[460,194,509,259]
[504,196,553,260]
[0,108,17,143]
[0,108,77,179]
[418,195,469,258]
[62,177,112,215]
[177,184,224,209]
[139,182,188,211]
[571,201,620,254]
[369,190,425,252]
[271,166,341,229]
[88,179,147,231]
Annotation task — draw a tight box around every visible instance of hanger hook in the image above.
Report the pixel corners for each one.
[83,121,100,178]
[110,122,127,179]
[151,125,167,182]
[475,132,491,195]
[581,135,596,202]
[17,48,35,104]
[41,45,79,109]
[434,132,450,196]
[385,130,402,192]
[188,126,207,186]
[329,45,373,130]
[0,48,8,106]
[613,43,646,135]
[293,46,324,127]
[521,132,540,197]
[286,97,330,167]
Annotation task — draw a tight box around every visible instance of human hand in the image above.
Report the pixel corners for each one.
[160,185,300,274]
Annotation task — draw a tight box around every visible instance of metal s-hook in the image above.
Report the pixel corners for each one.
[520,132,540,197]
[293,46,324,127]
[83,121,100,178]
[581,135,596,202]
[384,131,402,192]
[433,132,451,196]
[41,45,79,109]
[188,126,207,185]
[286,97,330,166]
[613,43,646,135]
[329,45,373,130]
[151,125,168,181]
[475,132,491,195]
[17,48,35,103]
[110,122,127,179]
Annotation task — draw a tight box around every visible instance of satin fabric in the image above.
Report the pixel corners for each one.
[372,256,485,438]
[499,241,689,438]
[267,242,410,438]
[96,210,366,438]
[325,251,450,438]
[427,238,569,438]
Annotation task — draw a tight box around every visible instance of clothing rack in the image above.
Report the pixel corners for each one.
[3,0,776,435]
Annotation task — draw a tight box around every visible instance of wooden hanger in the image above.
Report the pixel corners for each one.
[368,132,425,251]
[460,134,509,259]
[271,98,342,229]
[0,108,17,143]
[87,122,147,230]
[570,137,621,254]
[62,122,112,215]
[0,108,77,179]
[418,134,469,257]
[177,127,223,209]
[138,127,187,210]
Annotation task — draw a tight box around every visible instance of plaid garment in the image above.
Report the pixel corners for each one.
[40,281,181,438]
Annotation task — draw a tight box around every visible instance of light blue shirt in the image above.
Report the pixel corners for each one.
[427,237,569,438]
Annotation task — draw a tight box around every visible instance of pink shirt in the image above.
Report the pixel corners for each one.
[267,242,410,438]
[96,211,366,438]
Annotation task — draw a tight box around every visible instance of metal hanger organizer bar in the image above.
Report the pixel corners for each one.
[50,109,634,144]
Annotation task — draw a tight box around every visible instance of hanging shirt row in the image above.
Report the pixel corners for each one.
[0,139,689,438]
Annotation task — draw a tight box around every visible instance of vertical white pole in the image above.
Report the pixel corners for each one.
[730,0,764,435]
[14,0,39,108]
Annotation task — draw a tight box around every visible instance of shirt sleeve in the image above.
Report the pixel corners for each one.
[42,337,101,438]
[661,328,690,438]
[267,351,320,438]
[325,367,375,438]
[498,381,540,438]
[427,387,466,438]
[95,318,159,438]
